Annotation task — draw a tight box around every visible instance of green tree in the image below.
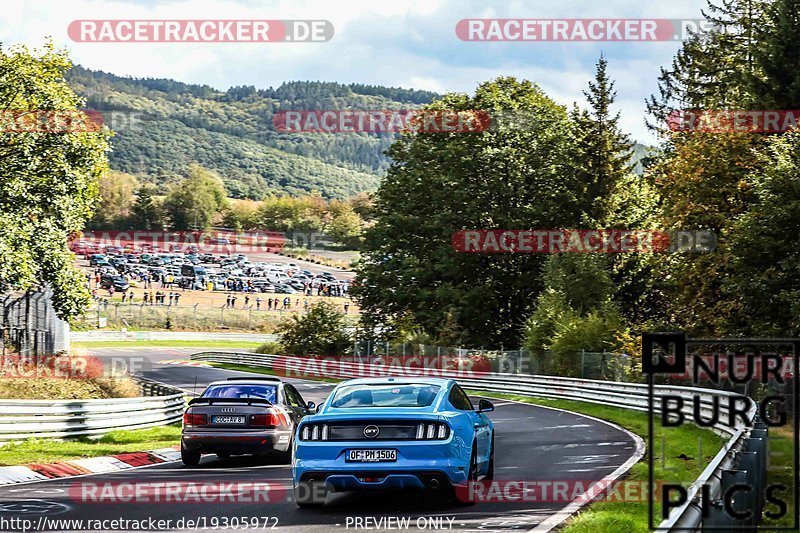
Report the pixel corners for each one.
[277,302,351,356]
[571,56,634,223]
[0,42,110,318]
[523,254,626,375]
[748,0,800,108]
[163,165,227,230]
[257,194,327,233]
[327,201,363,247]
[726,132,800,335]
[647,0,767,126]
[89,171,139,229]
[129,183,163,230]
[354,77,582,346]
[650,132,761,335]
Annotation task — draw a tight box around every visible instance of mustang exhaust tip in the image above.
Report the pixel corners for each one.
[429,478,440,490]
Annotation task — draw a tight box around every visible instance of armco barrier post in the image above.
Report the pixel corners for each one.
[737,451,760,526]
[720,470,750,528]
[744,433,767,518]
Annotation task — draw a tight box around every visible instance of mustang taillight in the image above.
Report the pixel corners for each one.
[250,412,280,427]
[417,422,449,440]
[300,423,329,441]
[182,412,207,426]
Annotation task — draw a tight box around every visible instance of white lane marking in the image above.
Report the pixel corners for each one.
[536,424,593,430]
[0,500,70,514]
[528,441,629,451]
[563,467,617,473]
[527,411,645,533]
[5,488,65,494]
[157,359,211,367]
[556,454,621,465]
[468,394,645,533]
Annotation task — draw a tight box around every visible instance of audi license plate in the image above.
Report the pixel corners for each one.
[347,449,397,462]
[211,415,246,424]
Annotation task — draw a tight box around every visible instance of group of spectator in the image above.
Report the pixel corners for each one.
[121,290,183,305]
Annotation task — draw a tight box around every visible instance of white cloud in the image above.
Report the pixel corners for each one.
[1,0,711,143]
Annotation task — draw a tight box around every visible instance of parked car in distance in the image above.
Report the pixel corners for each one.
[99,275,130,292]
[274,284,297,294]
[89,254,107,266]
[248,278,272,289]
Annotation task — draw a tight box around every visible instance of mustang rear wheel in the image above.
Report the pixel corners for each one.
[452,444,479,507]
[468,444,479,481]
[485,433,495,480]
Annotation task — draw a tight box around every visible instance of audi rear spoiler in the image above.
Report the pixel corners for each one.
[188,397,273,406]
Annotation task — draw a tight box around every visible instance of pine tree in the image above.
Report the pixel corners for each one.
[647,0,768,129]
[748,0,800,108]
[572,55,634,224]
[130,184,161,230]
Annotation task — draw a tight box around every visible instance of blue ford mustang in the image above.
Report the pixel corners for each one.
[292,376,495,507]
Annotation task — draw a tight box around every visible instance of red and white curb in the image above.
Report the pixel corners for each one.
[0,447,181,485]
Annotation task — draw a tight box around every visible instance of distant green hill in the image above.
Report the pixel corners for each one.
[66,67,439,199]
[67,67,651,198]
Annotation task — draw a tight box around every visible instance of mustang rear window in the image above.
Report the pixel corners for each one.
[202,385,277,403]
[330,384,440,408]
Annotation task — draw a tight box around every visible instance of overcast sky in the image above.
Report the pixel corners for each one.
[3,0,711,143]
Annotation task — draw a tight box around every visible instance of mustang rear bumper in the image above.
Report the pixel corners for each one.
[310,471,456,492]
[294,439,470,489]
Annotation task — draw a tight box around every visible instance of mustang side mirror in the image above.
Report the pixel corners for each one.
[306,401,316,411]
[477,399,494,413]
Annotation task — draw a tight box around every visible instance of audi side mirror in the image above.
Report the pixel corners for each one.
[478,399,494,413]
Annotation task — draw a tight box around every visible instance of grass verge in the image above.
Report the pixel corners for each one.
[0,425,181,466]
[466,391,725,533]
[72,340,262,349]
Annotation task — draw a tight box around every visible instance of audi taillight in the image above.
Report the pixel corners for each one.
[250,412,281,427]
[183,412,207,426]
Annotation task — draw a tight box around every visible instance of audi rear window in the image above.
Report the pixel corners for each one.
[202,384,277,403]
[330,384,440,408]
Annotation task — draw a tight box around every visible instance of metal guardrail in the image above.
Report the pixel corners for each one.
[0,376,184,441]
[191,351,763,531]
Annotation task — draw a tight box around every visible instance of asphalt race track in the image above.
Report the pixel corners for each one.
[0,349,641,532]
